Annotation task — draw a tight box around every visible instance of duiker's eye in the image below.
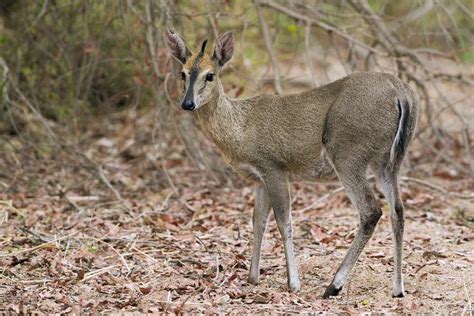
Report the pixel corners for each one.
[205,73,214,82]
[180,71,186,81]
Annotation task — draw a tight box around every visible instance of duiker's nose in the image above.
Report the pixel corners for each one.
[181,99,195,111]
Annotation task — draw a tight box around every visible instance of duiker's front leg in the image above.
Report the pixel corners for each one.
[248,182,271,285]
[264,173,300,292]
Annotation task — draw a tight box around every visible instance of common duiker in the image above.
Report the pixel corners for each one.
[164,28,419,298]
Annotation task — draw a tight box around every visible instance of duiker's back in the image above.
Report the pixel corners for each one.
[240,72,417,179]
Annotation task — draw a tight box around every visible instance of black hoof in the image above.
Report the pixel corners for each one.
[393,292,405,298]
[322,284,342,299]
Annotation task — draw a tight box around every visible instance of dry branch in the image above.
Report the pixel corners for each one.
[1,57,58,143]
[255,0,283,95]
[258,0,386,56]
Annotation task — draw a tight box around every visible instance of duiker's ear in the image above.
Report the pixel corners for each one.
[212,31,234,67]
[163,28,190,64]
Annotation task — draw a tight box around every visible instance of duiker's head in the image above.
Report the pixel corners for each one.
[164,29,234,111]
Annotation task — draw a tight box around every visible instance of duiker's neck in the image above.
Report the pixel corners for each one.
[195,78,247,159]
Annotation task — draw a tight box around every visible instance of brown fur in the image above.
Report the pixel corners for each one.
[164,29,419,298]
[195,72,417,182]
[184,54,215,73]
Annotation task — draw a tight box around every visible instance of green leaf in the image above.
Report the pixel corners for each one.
[87,244,98,253]
[287,24,298,34]
[461,51,474,64]
[21,67,32,76]
[367,0,381,12]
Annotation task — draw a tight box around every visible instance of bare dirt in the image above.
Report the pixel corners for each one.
[0,110,472,314]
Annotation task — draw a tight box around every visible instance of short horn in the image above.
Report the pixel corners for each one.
[201,39,208,54]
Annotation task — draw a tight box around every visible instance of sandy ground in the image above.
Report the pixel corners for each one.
[1,171,471,314]
[146,189,473,314]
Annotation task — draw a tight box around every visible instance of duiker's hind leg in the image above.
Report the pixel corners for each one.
[249,182,272,285]
[377,168,405,297]
[323,169,382,298]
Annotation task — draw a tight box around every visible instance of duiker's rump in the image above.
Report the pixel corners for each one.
[164,28,419,298]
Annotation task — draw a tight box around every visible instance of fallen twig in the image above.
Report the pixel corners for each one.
[80,264,120,283]
[0,242,58,258]
[401,176,474,200]
[297,186,345,213]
